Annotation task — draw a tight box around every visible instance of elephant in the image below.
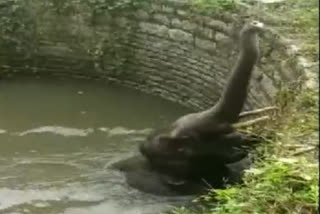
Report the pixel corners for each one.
[111,154,252,196]
[112,21,266,196]
[140,20,264,172]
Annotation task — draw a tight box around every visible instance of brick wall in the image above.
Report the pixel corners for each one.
[0,0,303,110]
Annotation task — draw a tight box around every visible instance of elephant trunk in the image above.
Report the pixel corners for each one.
[208,21,263,123]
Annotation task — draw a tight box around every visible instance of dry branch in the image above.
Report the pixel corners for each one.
[292,147,317,156]
[239,106,279,119]
[234,115,270,128]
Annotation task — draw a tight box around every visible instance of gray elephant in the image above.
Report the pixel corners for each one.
[112,21,266,196]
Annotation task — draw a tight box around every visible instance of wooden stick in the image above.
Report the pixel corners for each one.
[292,147,317,156]
[239,106,279,119]
[234,116,270,128]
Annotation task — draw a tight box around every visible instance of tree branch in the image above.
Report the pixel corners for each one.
[292,147,317,156]
[234,116,270,128]
[239,106,279,119]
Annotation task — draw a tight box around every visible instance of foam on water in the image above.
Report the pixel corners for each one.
[12,126,153,137]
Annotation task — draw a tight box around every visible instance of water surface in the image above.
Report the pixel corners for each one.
[0,76,191,214]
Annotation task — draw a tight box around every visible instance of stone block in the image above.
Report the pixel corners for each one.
[195,38,216,51]
[206,20,228,32]
[114,17,129,28]
[200,27,214,40]
[161,5,175,13]
[177,9,188,17]
[153,14,170,25]
[135,9,149,20]
[150,3,162,12]
[168,29,193,43]
[172,18,197,32]
[139,22,169,37]
[215,32,229,42]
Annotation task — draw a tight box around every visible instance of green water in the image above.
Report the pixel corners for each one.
[0,76,191,214]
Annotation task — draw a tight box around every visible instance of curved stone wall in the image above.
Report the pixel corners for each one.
[0,0,304,110]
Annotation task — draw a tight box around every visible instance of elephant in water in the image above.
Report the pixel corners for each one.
[112,21,266,196]
[111,154,252,196]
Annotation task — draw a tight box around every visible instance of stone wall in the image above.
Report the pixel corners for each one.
[0,0,304,110]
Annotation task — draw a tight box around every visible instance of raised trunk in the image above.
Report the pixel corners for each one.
[208,32,260,123]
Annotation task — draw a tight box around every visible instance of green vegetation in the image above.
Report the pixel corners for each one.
[213,157,317,214]
[265,0,319,60]
[216,88,318,214]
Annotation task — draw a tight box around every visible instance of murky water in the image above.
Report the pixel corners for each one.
[0,76,192,214]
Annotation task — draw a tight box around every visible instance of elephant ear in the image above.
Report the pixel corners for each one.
[140,134,196,160]
[192,122,235,142]
[158,135,195,153]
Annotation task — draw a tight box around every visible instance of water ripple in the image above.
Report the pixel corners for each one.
[0,187,105,210]
[15,126,94,137]
[10,126,153,138]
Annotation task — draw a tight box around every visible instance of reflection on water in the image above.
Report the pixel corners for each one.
[0,76,191,214]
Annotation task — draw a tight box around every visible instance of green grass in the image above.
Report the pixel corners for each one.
[212,158,318,214]
[266,0,319,60]
[208,88,319,214]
